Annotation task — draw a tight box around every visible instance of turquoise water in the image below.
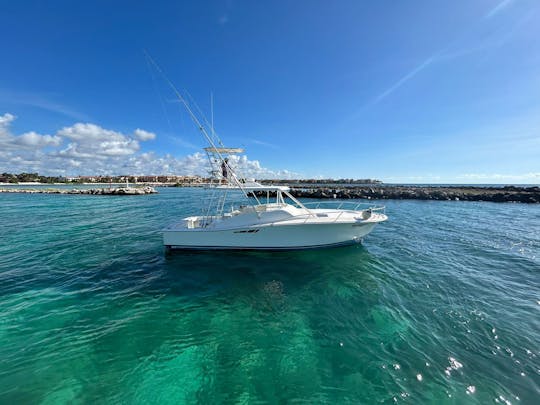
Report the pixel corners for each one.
[0,188,539,403]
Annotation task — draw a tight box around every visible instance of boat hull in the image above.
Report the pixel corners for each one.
[163,222,379,251]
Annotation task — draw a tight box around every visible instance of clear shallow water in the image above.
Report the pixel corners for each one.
[0,188,539,404]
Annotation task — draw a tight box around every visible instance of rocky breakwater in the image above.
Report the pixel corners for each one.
[253,185,540,203]
[0,186,158,195]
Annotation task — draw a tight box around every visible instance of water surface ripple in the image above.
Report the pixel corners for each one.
[0,188,539,403]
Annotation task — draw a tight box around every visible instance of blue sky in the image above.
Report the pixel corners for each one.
[1,0,539,183]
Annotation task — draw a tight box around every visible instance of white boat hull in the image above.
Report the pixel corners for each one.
[163,221,379,250]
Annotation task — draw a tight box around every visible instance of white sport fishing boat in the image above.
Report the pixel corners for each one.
[156,66,387,250]
[162,125,387,252]
[163,175,388,250]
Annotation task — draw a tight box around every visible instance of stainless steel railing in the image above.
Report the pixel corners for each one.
[302,201,385,212]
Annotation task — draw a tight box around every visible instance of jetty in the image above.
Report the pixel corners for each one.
[253,185,540,203]
[0,186,157,195]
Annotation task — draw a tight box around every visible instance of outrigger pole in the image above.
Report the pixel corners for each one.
[143,51,257,202]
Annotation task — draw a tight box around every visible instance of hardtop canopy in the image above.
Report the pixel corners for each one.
[216,181,290,192]
[204,147,244,154]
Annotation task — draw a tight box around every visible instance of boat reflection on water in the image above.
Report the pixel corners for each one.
[162,243,384,303]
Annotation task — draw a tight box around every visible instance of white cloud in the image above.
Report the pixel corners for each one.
[0,113,16,141]
[0,113,62,150]
[0,112,15,128]
[134,128,156,141]
[459,173,540,181]
[0,113,297,178]
[227,155,298,179]
[98,151,298,178]
[56,123,145,158]
[16,131,62,147]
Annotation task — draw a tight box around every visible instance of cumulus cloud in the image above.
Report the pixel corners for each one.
[16,131,62,147]
[134,128,156,141]
[0,113,297,178]
[57,123,140,157]
[0,113,61,150]
[227,155,297,179]
[0,112,16,128]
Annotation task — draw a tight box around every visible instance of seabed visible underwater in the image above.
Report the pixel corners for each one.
[0,187,539,403]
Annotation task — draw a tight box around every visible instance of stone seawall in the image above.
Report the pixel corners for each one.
[253,186,540,203]
[0,186,157,195]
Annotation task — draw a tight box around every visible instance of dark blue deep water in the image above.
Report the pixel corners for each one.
[0,187,539,403]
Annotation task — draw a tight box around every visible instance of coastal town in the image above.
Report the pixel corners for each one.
[0,172,204,185]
